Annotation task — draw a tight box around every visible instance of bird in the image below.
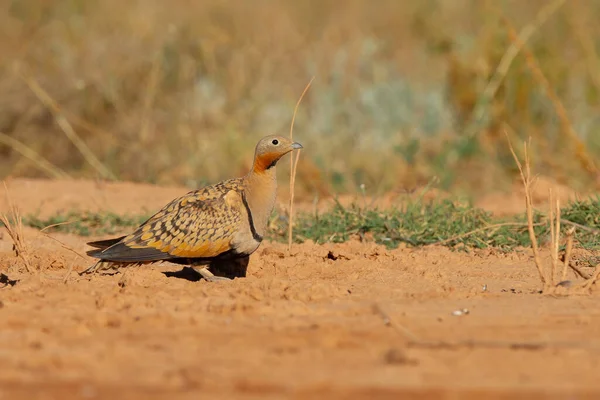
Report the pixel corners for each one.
[81,135,303,282]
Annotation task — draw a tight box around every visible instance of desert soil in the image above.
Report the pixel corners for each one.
[1,178,599,400]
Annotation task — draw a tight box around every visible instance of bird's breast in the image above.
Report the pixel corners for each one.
[230,230,262,256]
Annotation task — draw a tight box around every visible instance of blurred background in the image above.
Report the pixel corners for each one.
[1,0,599,200]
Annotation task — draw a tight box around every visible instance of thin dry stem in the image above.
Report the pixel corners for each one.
[503,16,599,180]
[372,303,419,342]
[289,149,302,246]
[288,77,314,253]
[63,260,75,284]
[556,218,600,234]
[581,266,600,291]
[508,134,598,295]
[38,231,88,261]
[506,135,546,286]
[16,68,117,181]
[561,227,575,281]
[1,183,34,273]
[549,190,560,286]
[465,0,566,138]
[553,195,561,283]
[40,220,81,233]
[569,262,591,280]
[0,131,70,179]
[568,6,600,97]
[549,189,555,278]
[427,222,543,247]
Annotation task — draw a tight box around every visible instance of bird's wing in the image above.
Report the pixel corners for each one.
[93,182,245,262]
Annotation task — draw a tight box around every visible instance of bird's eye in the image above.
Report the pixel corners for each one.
[272,139,279,145]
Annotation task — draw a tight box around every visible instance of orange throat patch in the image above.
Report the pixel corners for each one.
[253,152,284,173]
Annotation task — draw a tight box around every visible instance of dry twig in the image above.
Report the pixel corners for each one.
[372,303,419,342]
[507,134,598,294]
[1,183,34,273]
[0,131,69,179]
[38,231,88,262]
[15,67,117,181]
[507,135,547,287]
[502,15,599,181]
[426,222,544,247]
[549,190,561,286]
[568,261,591,281]
[561,227,575,281]
[465,0,567,138]
[288,77,314,253]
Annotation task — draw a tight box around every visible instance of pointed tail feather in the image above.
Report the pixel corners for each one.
[86,236,126,250]
[86,248,104,257]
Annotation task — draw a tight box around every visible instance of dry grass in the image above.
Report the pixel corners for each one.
[463,0,567,140]
[288,77,313,253]
[16,66,117,181]
[1,1,600,195]
[502,13,599,182]
[0,130,68,179]
[508,137,600,294]
[0,183,33,273]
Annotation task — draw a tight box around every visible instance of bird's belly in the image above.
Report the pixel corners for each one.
[231,231,262,256]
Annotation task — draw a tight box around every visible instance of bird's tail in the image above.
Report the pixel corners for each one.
[87,236,126,249]
[82,236,130,275]
[85,236,126,257]
[86,249,103,257]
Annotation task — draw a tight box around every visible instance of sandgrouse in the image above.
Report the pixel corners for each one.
[81,135,303,281]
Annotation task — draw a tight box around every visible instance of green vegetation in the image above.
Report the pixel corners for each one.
[273,197,600,251]
[20,197,600,251]
[1,1,600,196]
[24,212,149,237]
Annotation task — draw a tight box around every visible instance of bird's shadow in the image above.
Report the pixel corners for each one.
[162,267,202,282]
[162,258,249,281]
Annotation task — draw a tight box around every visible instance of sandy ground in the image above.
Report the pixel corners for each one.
[1,178,599,399]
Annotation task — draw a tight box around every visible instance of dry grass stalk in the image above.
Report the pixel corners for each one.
[548,190,561,286]
[0,131,70,179]
[561,227,575,281]
[465,0,567,139]
[582,265,600,291]
[507,136,547,287]
[569,262,591,281]
[503,16,599,182]
[427,221,543,247]
[63,261,76,284]
[15,67,117,181]
[507,135,598,294]
[38,230,87,262]
[288,77,314,253]
[38,220,94,282]
[1,183,34,273]
[568,5,600,93]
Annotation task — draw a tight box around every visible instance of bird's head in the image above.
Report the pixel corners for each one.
[252,135,303,173]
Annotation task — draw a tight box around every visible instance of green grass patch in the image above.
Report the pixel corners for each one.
[13,197,600,252]
[271,197,599,251]
[23,212,150,237]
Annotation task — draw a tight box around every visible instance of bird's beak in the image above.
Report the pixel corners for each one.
[291,142,303,150]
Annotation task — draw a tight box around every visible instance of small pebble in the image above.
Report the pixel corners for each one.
[452,308,470,316]
[556,280,573,288]
[384,348,418,366]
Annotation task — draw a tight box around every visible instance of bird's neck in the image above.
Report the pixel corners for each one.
[243,166,278,236]
[252,152,280,173]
